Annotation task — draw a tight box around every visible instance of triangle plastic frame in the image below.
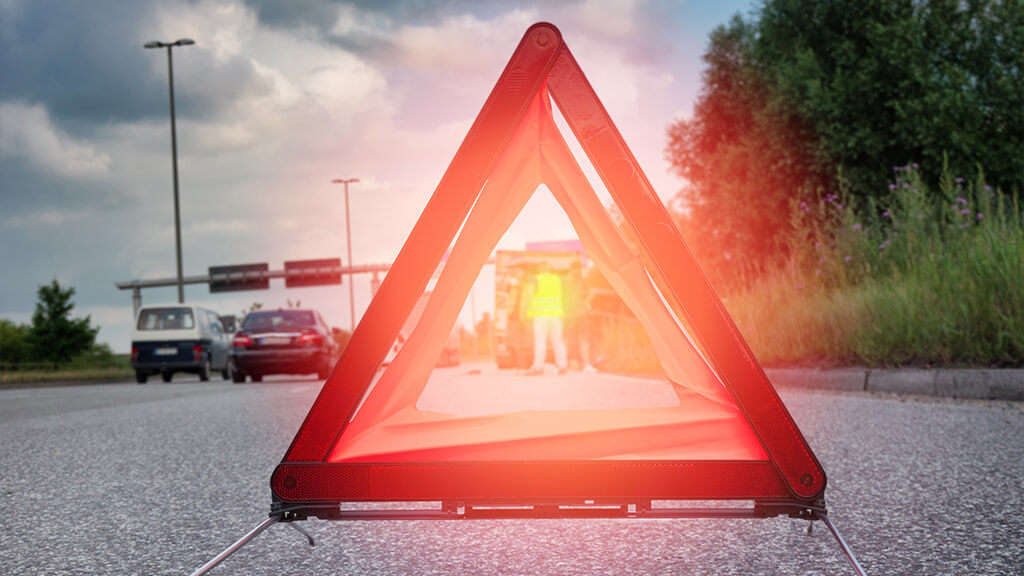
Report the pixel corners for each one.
[270,22,827,512]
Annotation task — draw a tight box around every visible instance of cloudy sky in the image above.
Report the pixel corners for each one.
[0,0,755,353]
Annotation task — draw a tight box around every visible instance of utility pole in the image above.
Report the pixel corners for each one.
[331,178,360,332]
[145,38,195,303]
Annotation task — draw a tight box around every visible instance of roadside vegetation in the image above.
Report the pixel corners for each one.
[590,166,1023,371]
[725,165,1023,366]
[0,280,126,383]
[596,0,1023,370]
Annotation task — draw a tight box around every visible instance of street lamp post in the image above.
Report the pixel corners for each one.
[145,38,195,304]
[331,178,360,332]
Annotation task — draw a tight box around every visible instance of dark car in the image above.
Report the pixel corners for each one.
[230,309,340,383]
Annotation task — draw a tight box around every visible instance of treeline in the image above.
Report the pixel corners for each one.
[0,279,114,368]
[667,0,1023,286]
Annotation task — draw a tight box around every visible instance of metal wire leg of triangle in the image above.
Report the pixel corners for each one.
[814,511,868,576]
[187,515,314,576]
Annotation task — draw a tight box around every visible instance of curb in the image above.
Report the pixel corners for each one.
[765,368,1024,402]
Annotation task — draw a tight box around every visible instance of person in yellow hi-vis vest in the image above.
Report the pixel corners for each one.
[526,262,568,375]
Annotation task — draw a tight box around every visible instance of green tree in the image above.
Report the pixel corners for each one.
[240,302,263,320]
[754,0,1023,200]
[668,0,1024,283]
[27,279,98,364]
[0,319,32,364]
[667,15,823,286]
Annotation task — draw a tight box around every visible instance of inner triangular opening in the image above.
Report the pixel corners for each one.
[327,88,766,464]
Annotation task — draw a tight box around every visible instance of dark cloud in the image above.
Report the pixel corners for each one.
[0,156,128,217]
[0,0,271,133]
[243,0,512,31]
[241,0,343,30]
[240,0,681,70]
[241,0,520,57]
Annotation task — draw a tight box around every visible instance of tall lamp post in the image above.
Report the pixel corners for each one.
[331,178,360,332]
[145,38,195,304]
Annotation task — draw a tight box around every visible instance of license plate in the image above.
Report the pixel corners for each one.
[154,347,177,356]
[260,337,290,345]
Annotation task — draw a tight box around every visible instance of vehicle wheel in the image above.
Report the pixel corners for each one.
[232,369,246,384]
[317,356,331,380]
[161,371,173,383]
[135,370,148,384]
[198,357,211,382]
[251,373,263,383]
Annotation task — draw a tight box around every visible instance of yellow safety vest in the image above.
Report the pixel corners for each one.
[527,272,564,318]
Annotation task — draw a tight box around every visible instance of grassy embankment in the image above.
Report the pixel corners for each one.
[0,356,133,383]
[598,165,1023,370]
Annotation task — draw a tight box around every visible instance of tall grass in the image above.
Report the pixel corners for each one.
[730,163,1023,367]
[594,163,1022,371]
[0,354,133,383]
[0,366,133,383]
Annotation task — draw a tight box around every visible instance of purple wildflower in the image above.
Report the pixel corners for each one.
[912,163,919,169]
[903,183,910,189]
[977,213,983,220]
[960,208,971,215]
[883,211,890,217]
[955,177,964,184]
[796,283,803,290]
[956,197,967,205]
[815,269,821,275]
[984,185,991,191]
[893,166,902,171]
[852,224,862,230]
[844,256,851,262]
[889,184,896,190]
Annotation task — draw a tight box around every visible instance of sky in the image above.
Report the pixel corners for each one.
[0,0,757,353]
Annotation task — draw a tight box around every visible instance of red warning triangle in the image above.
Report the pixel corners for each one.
[272,22,826,507]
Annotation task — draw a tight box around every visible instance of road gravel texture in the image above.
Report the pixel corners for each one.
[0,368,1021,575]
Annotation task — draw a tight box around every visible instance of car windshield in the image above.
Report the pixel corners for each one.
[137,307,195,331]
[242,310,316,330]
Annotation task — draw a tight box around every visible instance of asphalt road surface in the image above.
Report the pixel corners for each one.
[1,364,1021,575]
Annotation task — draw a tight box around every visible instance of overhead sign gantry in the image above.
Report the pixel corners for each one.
[114,260,392,314]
